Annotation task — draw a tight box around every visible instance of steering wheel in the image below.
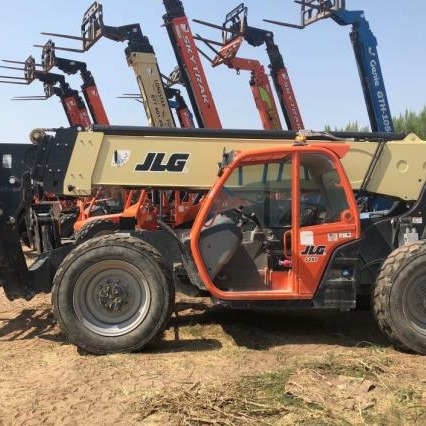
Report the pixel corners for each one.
[233,206,262,229]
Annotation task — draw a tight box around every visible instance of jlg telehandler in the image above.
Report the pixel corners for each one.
[0,125,425,356]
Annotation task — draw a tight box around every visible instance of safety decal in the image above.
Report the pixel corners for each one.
[338,232,352,239]
[111,150,130,167]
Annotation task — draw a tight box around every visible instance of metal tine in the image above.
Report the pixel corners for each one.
[3,59,43,66]
[0,65,44,74]
[42,45,85,53]
[0,65,26,71]
[263,19,304,29]
[11,97,49,101]
[41,31,90,42]
[0,75,29,80]
[0,80,30,85]
[195,34,224,59]
[193,18,241,35]
[193,35,223,47]
[196,47,215,65]
[13,95,48,98]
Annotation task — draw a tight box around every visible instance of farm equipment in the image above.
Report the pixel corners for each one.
[194,3,304,131]
[265,0,393,132]
[0,125,425,357]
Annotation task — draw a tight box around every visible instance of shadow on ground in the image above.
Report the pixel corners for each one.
[0,300,390,353]
[0,308,66,342]
[170,302,390,351]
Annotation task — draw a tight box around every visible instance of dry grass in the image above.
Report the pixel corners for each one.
[133,348,426,425]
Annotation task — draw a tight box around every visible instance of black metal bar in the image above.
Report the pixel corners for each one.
[90,124,407,141]
[196,48,215,65]
[0,65,26,71]
[41,31,89,41]
[263,19,304,29]
[193,18,241,35]
[193,35,223,47]
[0,75,28,80]
[0,80,29,85]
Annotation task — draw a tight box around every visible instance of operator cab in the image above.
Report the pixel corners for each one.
[192,145,359,300]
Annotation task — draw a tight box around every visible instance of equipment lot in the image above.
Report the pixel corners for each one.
[1,284,425,424]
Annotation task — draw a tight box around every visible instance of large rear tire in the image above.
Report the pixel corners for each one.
[52,234,174,354]
[74,219,118,244]
[372,241,426,354]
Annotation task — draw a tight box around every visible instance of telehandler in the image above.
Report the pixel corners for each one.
[0,125,425,356]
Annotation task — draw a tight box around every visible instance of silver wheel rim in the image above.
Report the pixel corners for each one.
[402,276,426,336]
[73,260,151,336]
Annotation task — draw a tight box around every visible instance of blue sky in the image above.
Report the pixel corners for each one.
[1,1,425,142]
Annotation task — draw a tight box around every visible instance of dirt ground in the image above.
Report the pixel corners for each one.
[0,286,425,425]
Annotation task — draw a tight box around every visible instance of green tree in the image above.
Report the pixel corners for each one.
[393,107,426,139]
[325,106,426,139]
[325,121,370,133]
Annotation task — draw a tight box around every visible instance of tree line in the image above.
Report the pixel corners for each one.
[325,106,426,139]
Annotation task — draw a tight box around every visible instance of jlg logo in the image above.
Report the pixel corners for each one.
[301,245,326,256]
[135,152,190,172]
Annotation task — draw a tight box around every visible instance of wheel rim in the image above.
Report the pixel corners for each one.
[73,260,151,337]
[402,275,426,336]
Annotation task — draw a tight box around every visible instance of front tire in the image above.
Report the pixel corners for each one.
[52,234,174,354]
[372,241,426,354]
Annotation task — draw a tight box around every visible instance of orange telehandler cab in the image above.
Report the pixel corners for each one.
[1,125,425,356]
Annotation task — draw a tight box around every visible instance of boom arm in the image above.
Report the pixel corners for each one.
[43,2,175,128]
[40,40,109,125]
[163,0,221,128]
[223,3,304,130]
[21,125,424,203]
[208,36,282,131]
[0,56,91,127]
[266,1,393,132]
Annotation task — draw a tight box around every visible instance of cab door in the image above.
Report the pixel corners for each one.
[292,152,360,297]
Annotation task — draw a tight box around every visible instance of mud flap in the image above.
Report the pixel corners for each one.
[0,217,75,300]
[28,244,75,294]
[0,221,34,300]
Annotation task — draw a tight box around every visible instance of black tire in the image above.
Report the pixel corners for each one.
[59,213,77,238]
[372,241,426,354]
[52,234,174,354]
[74,219,118,244]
